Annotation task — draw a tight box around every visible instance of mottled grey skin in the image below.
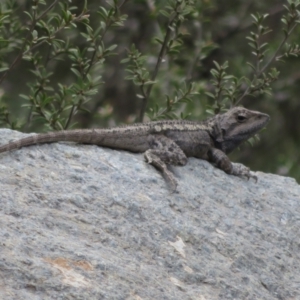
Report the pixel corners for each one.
[0,107,270,189]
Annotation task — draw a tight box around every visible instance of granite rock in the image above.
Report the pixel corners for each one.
[0,129,299,300]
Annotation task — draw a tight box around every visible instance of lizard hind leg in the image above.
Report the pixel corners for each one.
[144,135,188,190]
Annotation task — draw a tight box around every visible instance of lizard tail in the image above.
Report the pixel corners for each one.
[0,130,98,154]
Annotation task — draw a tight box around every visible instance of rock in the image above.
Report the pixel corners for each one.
[0,128,299,300]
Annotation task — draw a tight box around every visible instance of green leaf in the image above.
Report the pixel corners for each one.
[0,67,9,72]
[213,60,221,70]
[106,44,117,51]
[70,68,81,78]
[205,92,215,99]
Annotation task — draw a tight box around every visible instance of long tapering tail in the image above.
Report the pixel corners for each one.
[0,130,99,154]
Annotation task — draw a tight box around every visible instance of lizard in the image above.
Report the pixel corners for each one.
[0,107,270,189]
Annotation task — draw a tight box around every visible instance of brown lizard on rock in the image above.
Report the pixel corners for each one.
[0,107,270,189]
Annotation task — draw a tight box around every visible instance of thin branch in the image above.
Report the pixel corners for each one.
[186,21,202,82]
[83,0,128,80]
[36,0,60,22]
[0,0,59,85]
[138,13,178,122]
[24,13,87,55]
[215,4,284,46]
[259,23,298,75]
[64,104,76,130]
[235,22,299,105]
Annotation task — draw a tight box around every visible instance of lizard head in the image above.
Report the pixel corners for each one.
[215,107,270,154]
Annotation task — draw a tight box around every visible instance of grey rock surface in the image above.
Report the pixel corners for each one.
[0,128,299,300]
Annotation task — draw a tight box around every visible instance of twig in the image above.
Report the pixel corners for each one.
[83,0,128,80]
[64,104,76,130]
[138,12,178,122]
[235,22,299,105]
[0,0,60,84]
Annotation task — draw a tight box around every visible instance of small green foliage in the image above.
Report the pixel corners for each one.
[205,61,234,114]
[0,0,299,131]
[0,102,21,130]
[122,0,199,122]
[148,82,199,120]
[121,44,155,89]
[0,0,127,130]
[206,1,300,110]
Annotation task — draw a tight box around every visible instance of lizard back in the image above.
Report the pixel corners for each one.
[0,119,213,154]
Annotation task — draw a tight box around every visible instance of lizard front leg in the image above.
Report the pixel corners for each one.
[208,148,257,181]
[144,134,188,190]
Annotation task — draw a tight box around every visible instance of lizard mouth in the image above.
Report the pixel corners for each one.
[222,113,270,154]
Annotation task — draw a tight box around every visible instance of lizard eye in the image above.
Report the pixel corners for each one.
[237,115,247,122]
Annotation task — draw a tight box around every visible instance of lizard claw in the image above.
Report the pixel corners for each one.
[231,163,258,182]
[244,172,258,182]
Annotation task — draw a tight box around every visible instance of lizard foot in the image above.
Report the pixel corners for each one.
[231,163,258,182]
[145,150,178,191]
